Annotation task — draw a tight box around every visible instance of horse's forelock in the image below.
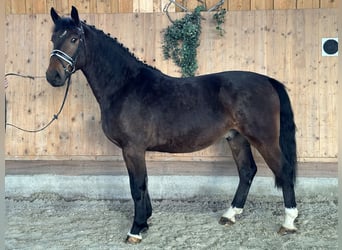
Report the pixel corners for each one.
[53,17,78,33]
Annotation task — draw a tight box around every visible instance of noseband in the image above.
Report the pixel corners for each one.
[50,49,77,73]
[50,26,84,74]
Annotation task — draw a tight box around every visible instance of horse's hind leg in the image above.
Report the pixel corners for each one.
[219,130,257,225]
[255,142,298,234]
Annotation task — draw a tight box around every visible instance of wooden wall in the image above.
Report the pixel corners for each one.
[5,9,338,163]
[6,0,338,14]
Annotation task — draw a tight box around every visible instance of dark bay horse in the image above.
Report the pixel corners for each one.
[46,7,298,243]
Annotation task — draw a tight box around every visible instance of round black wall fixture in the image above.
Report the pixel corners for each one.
[322,38,338,56]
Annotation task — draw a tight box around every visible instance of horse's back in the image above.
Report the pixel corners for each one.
[142,70,280,152]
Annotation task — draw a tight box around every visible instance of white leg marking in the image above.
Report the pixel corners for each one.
[222,206,243,223]
[127,231,142,240]
[282,207,298,230]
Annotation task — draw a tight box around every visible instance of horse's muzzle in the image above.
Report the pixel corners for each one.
[46,69,66,87]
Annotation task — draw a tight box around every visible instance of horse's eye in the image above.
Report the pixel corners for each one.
[71,38,78,43]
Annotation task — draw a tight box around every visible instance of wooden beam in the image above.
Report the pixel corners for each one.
[228,0,251,10]
[274,0,296,9]
[297,0,320,9]
[251,0,273,10]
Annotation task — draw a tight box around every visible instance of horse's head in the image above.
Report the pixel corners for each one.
[46,6,86,87]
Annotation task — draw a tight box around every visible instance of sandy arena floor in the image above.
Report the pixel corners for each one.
[5,193,337,249]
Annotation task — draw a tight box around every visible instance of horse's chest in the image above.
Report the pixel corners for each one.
[100,110,124,146]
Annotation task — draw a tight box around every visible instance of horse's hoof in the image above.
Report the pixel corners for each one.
[277,226,297,235]
[219,217,235,226]
[125,235,142,244]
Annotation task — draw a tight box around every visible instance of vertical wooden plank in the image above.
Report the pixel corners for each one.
[133,0,139,12]
[32,0,47,14]
[56,0,70,14]
[253,10,267,74]
[47,0,70,14]
[96,0,112,13]
[111,0,119,12]
[46,0,54,14]
[317,10,338,158]
[153,0,161,12]
[274,0,296,9]
[133,0,154,12]
[285,10,311,159]
[320,0,338,8]
[68,0,91,13]
[154,12,166,72]
[221,8,237,70]
[264,10,287,95]
[143,14,156,65]
[299,10,320,159]
[131,13,145,59]
[5,15,17,156]
[251,0,274,10]
[144,0,155,12]
[5,0,11,15]
[89,0,96,13]
[228,0,251,11]
[10,0,27,14]
[5,15,36,156]
[118,0,133,12]
[25,0,34,14]
[244,11,256,71]
[297,0,320,8]
[22,15,37,156]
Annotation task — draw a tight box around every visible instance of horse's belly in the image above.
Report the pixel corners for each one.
[148,128,227,153]
[148,143,211,154]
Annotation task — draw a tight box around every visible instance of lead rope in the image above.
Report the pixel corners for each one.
[5,73,71,133]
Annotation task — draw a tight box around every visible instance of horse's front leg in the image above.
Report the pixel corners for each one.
[122,146,152,244]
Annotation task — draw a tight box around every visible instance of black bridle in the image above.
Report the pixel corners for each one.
[50,25,85,75]
[50,49,77,74]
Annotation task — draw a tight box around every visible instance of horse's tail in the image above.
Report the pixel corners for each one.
[269,78,297,188]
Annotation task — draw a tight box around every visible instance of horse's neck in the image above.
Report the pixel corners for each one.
[80,28,142,107]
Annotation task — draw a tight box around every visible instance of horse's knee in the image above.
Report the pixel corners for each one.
[225,130,239,141]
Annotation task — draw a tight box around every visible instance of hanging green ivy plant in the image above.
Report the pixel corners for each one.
[213,8,227,36]
[162,6,205,77]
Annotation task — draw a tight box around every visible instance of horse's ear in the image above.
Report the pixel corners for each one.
[71,6,80,26]
[50,7,60,24]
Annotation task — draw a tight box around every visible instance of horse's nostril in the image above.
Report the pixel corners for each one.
[46,70,63,86]
[55,72,61,80]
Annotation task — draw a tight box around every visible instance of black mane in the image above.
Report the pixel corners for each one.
[83,21,160,73]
